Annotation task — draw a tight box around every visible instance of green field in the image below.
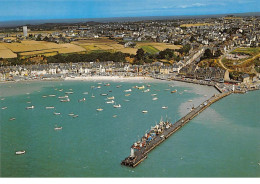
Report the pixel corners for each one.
[140,45,160,54]
[231,47,260,56]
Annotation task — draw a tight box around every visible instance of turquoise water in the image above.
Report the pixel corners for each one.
[0,80,259,177]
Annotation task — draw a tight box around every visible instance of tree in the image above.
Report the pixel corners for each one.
[136,48,145,61]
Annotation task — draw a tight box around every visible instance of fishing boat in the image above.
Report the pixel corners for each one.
[106,100,115,104]
[113,104,121,108]
[9,117,16,121]
[54,127,62,130]
[124,89,132,92]
[162,106,168,109]
[1,106,7,110]
[107,96,115,100]
[15,150,26,155]
[46,106,55,109]
[142,110,148,113]
[152,97,158,101]
[26,105,34,109]
[54,112,61,115]
[171,90,177,93]
[96,108,103,112]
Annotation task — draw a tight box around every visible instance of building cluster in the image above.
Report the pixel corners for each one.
[0,61,176,81]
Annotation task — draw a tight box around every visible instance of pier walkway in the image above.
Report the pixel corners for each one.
[121,91,232,167]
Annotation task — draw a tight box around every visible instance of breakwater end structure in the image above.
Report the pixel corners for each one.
[121,91,232,167]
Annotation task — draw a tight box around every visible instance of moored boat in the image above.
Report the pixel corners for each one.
[113,104,121,108]
[15,150,26,155]
[26,105,34,109]
[171,90,177,93]
[96,108,103,112]
[54,127,62,130]
[142,110,148,113]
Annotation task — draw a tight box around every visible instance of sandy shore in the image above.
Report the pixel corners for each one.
[64,76,153,81]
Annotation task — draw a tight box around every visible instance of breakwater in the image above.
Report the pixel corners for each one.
[121,91,232,167]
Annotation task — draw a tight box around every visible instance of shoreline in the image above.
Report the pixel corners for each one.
[64,76,153,81]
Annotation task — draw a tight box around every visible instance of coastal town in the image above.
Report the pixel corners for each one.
[1,15,260,94]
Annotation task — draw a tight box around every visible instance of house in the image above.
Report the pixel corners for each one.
[241,74,250,83]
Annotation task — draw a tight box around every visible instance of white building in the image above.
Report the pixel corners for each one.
[23,26,28,37]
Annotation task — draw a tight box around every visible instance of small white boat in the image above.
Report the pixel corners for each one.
[188,100,193,102]
[98,82,102,85]
[125,94,131,96]
[73,115,79,118]
[107,96,115,100]
[152,97,158,101]
[162,106,168,109]
[54,127,62,130]
[46,106,55,109]
[49,94,56,97]
[68,113,75,116]
[113,104,121,108]
[106,100,115,104]
[124,99,130,102]
[15,150,26,155]
[58,89,63,92]
[60,98,70,102]
[78,98,86,102]
[184,90,188,92]
[124,89,132,92]
[1,98,5,101]
[42,95,47,98]
[116,85,122,88]
[100,93,108,96]
[151,94,157,96]
[142,110,148,113]
[104,83,110,86]
[1,106,7,110]
[113,115,117,118]
[97,86,101,89]
[9,117,16,121]
[65,91,74,94]
[26,105,34,109]
[91,93,95,98]
[27,101,31,104]
[58,95,68,99]
[54,112,61,115]
[96,108,103,112]
[143,89,150,93]
[138,85,145,89]
[83,92,88,95]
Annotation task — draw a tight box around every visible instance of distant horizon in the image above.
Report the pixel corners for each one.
[0,11,260,28]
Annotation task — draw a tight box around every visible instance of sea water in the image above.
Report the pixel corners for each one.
[0,80,259,177]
